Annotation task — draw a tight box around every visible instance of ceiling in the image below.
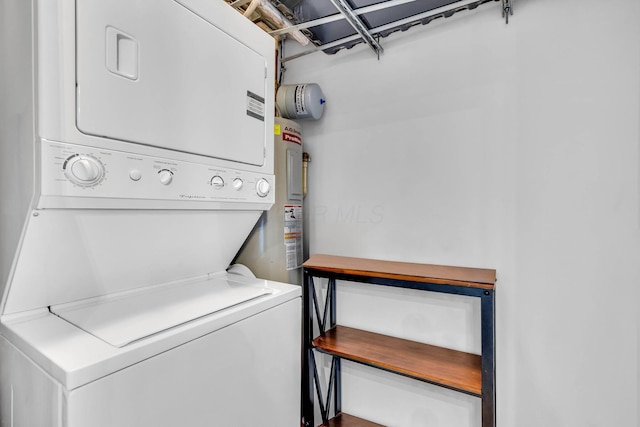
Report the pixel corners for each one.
[225,0,513,60]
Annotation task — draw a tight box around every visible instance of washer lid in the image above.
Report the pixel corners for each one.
[50,276,274,348]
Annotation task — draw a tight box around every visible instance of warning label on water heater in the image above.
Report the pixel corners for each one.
[284,205,303,270]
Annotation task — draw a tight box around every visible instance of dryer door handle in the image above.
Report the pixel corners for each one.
[105,26,139,80]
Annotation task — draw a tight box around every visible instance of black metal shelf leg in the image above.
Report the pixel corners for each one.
[481,290,496,427]
[302,273,315,427]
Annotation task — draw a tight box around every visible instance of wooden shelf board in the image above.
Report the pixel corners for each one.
[313,326,482,396]
[320,413,385,427]
[303,254,495,290]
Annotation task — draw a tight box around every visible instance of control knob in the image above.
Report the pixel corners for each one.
[158,169,173,185]
[64,154,105,187]
[232,178,243,191]
[210,175,224,189]
[256,178,271,198]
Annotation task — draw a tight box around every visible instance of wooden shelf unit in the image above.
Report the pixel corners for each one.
[301,254,496,427]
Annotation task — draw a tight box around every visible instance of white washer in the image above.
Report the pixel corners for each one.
[0,1,300,426]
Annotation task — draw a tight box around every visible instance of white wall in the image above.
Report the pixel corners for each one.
[285,0,640,426]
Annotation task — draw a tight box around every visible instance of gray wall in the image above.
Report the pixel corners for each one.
[285,0,640,425]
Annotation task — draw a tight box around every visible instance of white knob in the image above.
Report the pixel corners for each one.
[256,178,270,197]
[211,175,224,189]
[232,178,243,190]
[72,159,100,182]
[158,169,173,185]
[64,154,105,186]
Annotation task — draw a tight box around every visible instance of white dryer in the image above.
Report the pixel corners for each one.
[0,1,300,426]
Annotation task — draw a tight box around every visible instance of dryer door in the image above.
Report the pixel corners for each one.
[76,0,268,166]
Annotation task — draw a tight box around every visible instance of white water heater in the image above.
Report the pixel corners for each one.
[235,117,304,284]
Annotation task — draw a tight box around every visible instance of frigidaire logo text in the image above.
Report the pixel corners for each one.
[179,194,206,199]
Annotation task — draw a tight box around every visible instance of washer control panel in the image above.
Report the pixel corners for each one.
[40,140,274,205]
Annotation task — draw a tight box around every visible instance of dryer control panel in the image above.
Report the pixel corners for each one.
[39,140,274,209]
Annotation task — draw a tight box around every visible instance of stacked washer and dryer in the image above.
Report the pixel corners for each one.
[0,0,300,426]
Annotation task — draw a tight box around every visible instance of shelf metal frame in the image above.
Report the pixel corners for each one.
[303,276,340,425]
[302,267,496,427]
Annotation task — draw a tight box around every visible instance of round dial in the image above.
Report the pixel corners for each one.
[256,178,271,197]
[64,154,105,187]
[232,178,243,191]
[211,175,225,189]
[158,169,173,185]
